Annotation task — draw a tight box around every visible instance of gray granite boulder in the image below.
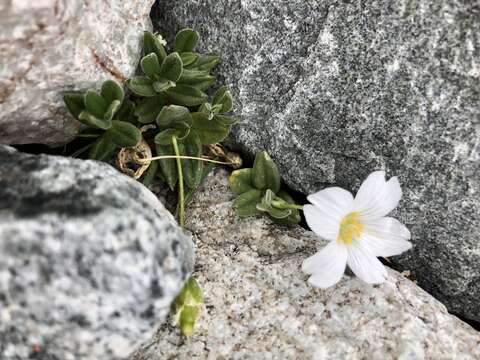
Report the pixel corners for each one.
[153,0,480,321]
[134,169,480,360]
[0,146,194,359]
[0,0,155,145]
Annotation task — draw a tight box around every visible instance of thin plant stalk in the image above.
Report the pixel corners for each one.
[171,135,185,229]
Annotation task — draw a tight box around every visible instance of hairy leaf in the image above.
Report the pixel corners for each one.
[101,80,124,104]
[174,28,199,53]
[106,120,142,147]
[64,92,85,119]
[191,112,229,144]
[165,85,208,107]
[251,151,281,193]
[127,76,156,97]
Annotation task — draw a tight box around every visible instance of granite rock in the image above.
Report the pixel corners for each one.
[153,0,480,321]
[133,169,480,360]
[0,146,194,359]
[0,0,155,145]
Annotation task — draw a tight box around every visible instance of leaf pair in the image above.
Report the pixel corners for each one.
[64,80,142,160]
[171,277,204,338]
[229,151,301,225]
[198,86,239,126]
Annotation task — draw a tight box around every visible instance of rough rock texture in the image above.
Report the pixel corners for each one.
[0,146,193,359]
[133,169,480,360]
[0,0,155,145]
[153,1,480,321]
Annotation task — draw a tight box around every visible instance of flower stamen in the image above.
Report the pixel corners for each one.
[337,212,363,245]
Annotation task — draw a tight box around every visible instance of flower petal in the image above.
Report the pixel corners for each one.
[353,171,402,220]
[347,241,388,284]
[305,187,354,241]
[361,217,412,257]
[302,241,347,288]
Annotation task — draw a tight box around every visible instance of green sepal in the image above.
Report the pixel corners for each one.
[214,114,240,126]
[156,105,192,129]
[103,99,121,121]
[179,52,198,66]
[101,80,124,104]
[115,100,137,124]
[84,90,107,118]
[142,160,158,187]
[273,190,302,225]
[64,92,85,119]
[78,111,112,130]
[252,151,281,193]
[187,54,220,71]
[89,134,117,161]
[105,120,142,147]
[165,85,208,106]
[153,79,176,93]
[143,31,167,63]
[127,76,156,97]
[181,130,203,189]
[159,52,183,82]
[229,168,254,195]
[212,86,233,113]
[233,189,263,217]
[174,28,199,53]
[191,112,229,145]
[156,143,178,191]
[134,95,164,124]
[141,53,161,79]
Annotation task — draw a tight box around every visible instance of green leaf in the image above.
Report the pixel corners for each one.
[179,52,198,66]
[115,100,137,124]
[127,76,156,97]
[142,160,158,187]
[134,95,164,124]
[159,52,183,82]
[156,105,192,128]
[143,31,167,63]
[78,111,112,130]
[103,99,121,121]
[190,78,216,91]
[174,28,199,53]
[251,151,281,193]
[229,168,254,195]
[101,80,124,104]
[233,189,263,217]
[155,128,179,146]
[173,121,191,140]
[84,90,107,118]
[212,86,233,113]
[178,69,214,85]
[181,130,203,189]
[214,114,240,126]
[187,54,220,71]
[89,134,116,161]
[106,120,142,147]
[191,112,229,144]
[77,128,103,139]
[165,85,208,106]
[156,143,178,191]
[64,92,85,119]
[153,79,176,93]
[141,53,161,78]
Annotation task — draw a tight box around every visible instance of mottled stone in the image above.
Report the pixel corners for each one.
[153,0,480,321]
[133,169,480,360]
[0,146,194,359]
[0,0,155,145]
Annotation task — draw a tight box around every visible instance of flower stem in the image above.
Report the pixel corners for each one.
[136,154,235,166]
[171,135,185,229]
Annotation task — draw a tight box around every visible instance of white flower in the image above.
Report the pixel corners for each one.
[156,33,167,46]
[302,171,412,288]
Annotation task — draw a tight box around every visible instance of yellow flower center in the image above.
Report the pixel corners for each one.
[337,212,363,245]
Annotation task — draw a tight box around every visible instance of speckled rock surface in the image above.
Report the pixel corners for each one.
[153,0,480,321]
[0,146,193,359]
[133,169,480,360]
[0,0,155,145]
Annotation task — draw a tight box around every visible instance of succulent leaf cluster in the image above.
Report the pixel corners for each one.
[171,277,204,337]
[229,152,301,225]
[64,29,239,195]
